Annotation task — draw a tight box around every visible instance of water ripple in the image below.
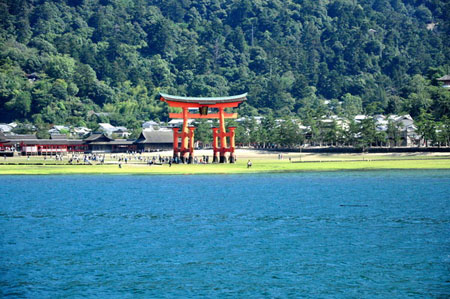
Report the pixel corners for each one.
[1,171,449,298]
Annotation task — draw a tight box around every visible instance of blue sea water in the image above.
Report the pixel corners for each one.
[0,170,449,298]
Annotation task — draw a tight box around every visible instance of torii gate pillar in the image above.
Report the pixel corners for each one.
[212,127,219,163]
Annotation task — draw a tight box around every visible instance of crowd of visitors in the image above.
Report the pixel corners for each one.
[62,152,217,167]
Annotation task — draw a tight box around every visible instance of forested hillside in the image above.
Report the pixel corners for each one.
[1,0,449,133]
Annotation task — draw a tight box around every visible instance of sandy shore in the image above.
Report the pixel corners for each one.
[151,148,450,161]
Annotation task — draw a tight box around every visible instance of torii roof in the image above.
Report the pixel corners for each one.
[160,93,247,105]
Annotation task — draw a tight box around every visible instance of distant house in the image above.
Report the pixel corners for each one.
[98,123,130,138]
[9,123,36,133]
[142,120,159,129]
[93,112,111,117]
[167,119,194,128]
[24,124,36,131]
[98,123,116,135]
[71,127,92,138]
[320,115,348,130]
[114,127,130,138]
[374,115,388,132]
[388,114,414,128]
[374,114,386,123]
[0,124,13,133]
[354,115,368,122]
[437,75,450,89]
[54,125,69,132]
[385,114,419,146]
[25,72,40,82]
[235,116,264,125]
[393,115,418,146]
[48,128,60,135]
[135,129,173,152]
[48,125,70,136]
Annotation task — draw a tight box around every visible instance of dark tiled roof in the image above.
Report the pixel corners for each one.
[15,140,85,145]
[90,140,135,145]
[84,133,113,142]
[0,132,85,145]
[50,134,68,140]
[437,75,450,81]
[5,134,38,140]
[136,130,173,144]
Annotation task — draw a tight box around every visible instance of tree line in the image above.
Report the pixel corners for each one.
[192,113,450,150]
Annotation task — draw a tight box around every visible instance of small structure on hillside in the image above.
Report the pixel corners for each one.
[437,75,450,89]
[142,120,159,129]
[98,123,130,138]
[72,127,92,138]
[48,125,70,136]
[0,123,13,133]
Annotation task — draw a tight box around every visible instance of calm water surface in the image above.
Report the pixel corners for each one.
[1,170,449,298]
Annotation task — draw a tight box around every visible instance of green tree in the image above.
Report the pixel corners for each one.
[194,119,212,146]
[276,118,301,148]
[387,119,403,147]
[416,112,436,147]
[46,55,76,80]
[341,93,363,118]
[359,118,377,150]
[5,90,32,117]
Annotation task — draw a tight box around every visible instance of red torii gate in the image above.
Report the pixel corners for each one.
[159,93,247,163]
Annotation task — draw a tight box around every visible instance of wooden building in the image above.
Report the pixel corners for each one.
[20,139,87,155]
[0,132,87,155]
[135,129,173,152]
[1,131,174,155]
[84,133,136,153]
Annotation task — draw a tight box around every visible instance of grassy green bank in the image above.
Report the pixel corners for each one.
[1,158,450,175]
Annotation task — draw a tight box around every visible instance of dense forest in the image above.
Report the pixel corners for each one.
[0,0,449,136]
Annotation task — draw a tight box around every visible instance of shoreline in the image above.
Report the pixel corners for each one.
[2,168,450,176]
